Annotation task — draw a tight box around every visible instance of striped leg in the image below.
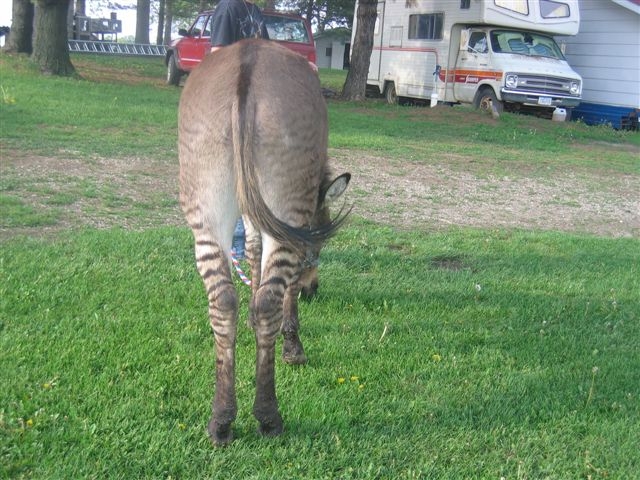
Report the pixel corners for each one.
[192,233,238,446]
[251,238,302,436]
[282,281,307,365]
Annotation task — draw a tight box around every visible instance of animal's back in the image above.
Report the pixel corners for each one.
[179,39,328,237]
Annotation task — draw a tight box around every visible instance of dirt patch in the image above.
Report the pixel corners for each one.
[1,148,638,240]
[330,151,639,238]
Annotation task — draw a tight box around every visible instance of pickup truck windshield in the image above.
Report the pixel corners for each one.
[264,16,309,43]
[490,30,564,59]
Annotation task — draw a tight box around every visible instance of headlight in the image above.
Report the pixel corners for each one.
[570,81,580,95]
[505,74,518,89]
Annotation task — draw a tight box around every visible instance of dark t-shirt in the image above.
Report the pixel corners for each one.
[210,0,269,47]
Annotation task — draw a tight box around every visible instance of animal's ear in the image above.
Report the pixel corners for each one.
[321,173,351,205]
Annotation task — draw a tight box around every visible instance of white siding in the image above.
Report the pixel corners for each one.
[558,0,640,108]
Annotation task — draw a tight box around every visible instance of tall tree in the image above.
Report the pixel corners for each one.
[341,0,376,100]
[32,0,75,76]
[280,0,353,31]
[136,0,150,44]
[4,0,35,54]
[163,0,175,44]
[74,0,85,15]
[156,0,166,44]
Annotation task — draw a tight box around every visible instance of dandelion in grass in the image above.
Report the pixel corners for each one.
[337,377,346,384]
[432,353,442,363]
[26,418,34,428]
[350,376,359,382]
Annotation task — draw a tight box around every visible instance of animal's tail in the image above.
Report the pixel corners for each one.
[231,45,346,252]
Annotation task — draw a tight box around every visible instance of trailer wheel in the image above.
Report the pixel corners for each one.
[166,54,182,86]
[475,88,503,115]
[385,82,398,105]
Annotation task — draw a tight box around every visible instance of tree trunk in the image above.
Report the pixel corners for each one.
[4,0,35,54]
[74,0,85,16]
[32,0,75,76]
[136,0,150,44]
[156,0,165,45]
[163,0,173,45]
[341,0,377,101]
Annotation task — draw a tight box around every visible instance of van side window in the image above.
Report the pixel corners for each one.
[408,13,444,40]
[469,32,488,53]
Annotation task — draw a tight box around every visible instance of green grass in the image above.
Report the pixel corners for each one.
[1,52,639,478]
[2,52,638,172]
[0,53,180,159]
[1,226,638,478]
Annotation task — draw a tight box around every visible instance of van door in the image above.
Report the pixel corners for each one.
[453,30,490,103]
[368,2,385,83]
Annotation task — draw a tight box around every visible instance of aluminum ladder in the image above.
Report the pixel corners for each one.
[68,40,167,57]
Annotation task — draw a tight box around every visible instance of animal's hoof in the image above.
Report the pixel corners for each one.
[283,333,307,365]
[282,352,308,365]
[208,419,234,446]
[258,415,284,438]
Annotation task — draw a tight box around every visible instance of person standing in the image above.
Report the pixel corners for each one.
[209,0,269,53]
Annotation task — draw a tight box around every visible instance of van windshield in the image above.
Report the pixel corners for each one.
[490,30,564,59]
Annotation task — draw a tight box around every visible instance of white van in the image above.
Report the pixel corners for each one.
[353,0,583,116]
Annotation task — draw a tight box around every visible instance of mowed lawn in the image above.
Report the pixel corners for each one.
[1,53,639,479]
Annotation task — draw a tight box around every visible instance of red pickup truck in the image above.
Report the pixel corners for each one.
[165,10,316,86]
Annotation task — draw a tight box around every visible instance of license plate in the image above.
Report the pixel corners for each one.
[538,96,552,106]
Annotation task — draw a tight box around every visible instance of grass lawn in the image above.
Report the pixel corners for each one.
[1,52,639,479]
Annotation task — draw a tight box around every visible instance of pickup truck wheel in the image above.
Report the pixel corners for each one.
[385,82,398,105]
[167,54,182,86]
[475,88,503,114]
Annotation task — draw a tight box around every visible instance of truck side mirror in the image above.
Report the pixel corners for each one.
[460,29,469,51]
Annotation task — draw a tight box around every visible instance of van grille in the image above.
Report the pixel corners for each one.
[510,74,578,96]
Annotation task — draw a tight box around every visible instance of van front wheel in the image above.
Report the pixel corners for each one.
[475,88,503,114]
[385,82,398,105]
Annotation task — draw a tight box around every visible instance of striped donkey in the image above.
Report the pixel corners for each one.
[178,39,350,445]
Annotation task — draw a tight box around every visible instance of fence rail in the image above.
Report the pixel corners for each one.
[68,40,167,57]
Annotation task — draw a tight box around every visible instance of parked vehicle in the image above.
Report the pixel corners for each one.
[166,10,316,86]
[353,0,582,117]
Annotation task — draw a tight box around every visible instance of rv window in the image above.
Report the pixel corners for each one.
[408,13,444,40]
[460,0,471,8]
[539,0,570,18]
[468,32,488,53]
[494,0,529,15]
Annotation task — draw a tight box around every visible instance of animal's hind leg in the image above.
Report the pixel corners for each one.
[192,228,238,446]
[251,237,302,436]
[282,282,307,365]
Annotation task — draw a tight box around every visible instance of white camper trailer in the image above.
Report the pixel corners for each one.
[353,0,583,116]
